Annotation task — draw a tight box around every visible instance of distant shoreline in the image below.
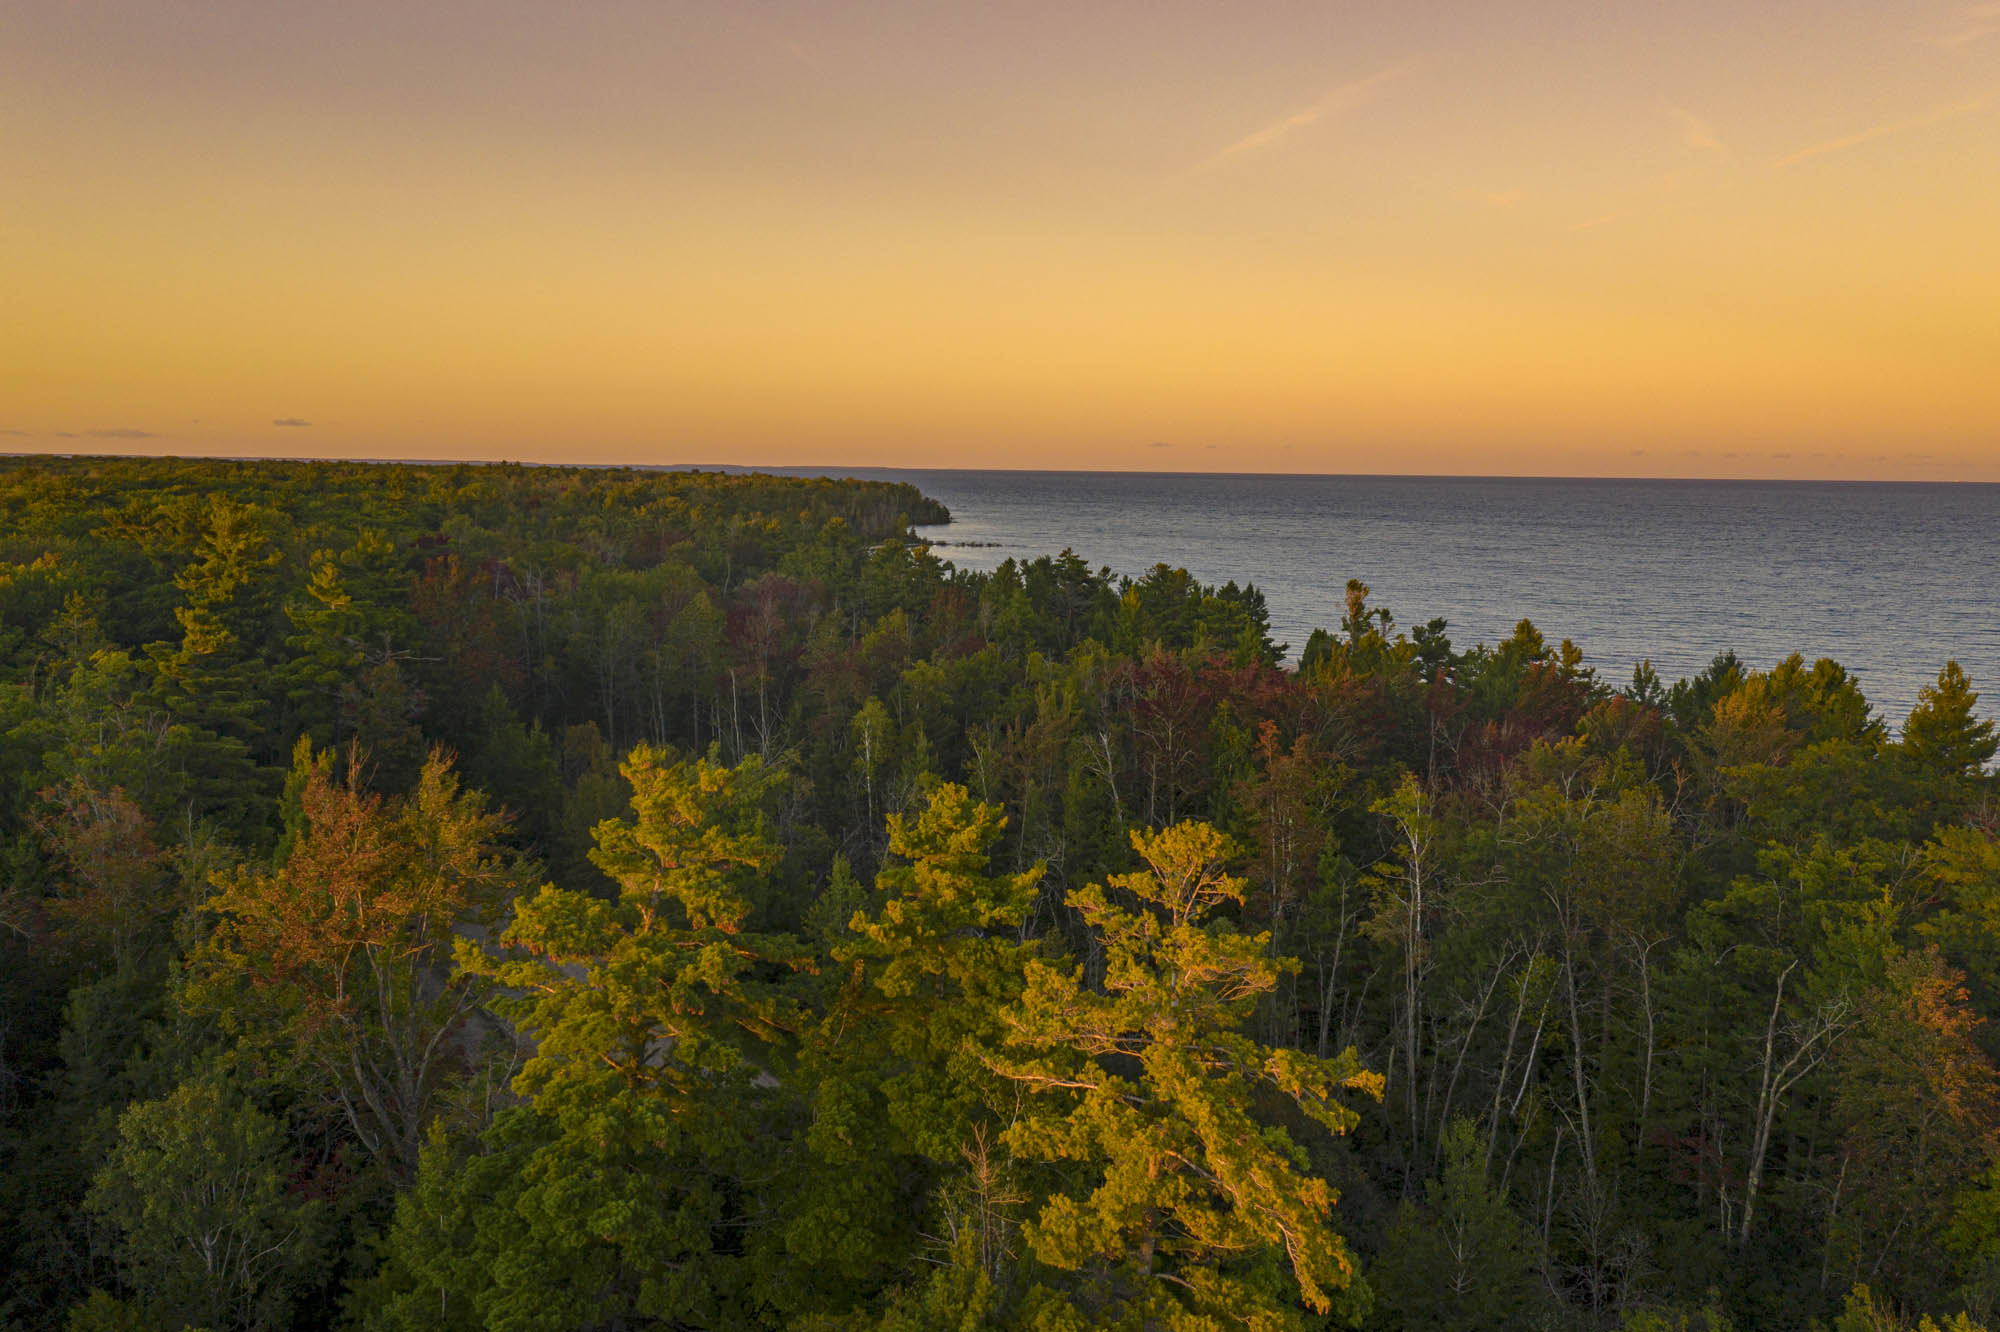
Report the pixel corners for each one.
[4,449,1996,488]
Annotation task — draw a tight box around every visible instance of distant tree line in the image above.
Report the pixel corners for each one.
[0,454,1996,1332]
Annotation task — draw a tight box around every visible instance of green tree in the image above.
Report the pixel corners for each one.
[83,1079,318,1332]
[841,783,1042,1160]
[143,496,286,817]
[278,554,366,743]
[778,786,1045,1319]
[1823,948,2000,1309]
[1372,1118,1536,1331]
[430,746,796,1327]
[991,821,1381,1329]
[1904,662,1998,780]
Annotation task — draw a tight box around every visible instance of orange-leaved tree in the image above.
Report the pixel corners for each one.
[193,741,531,1178]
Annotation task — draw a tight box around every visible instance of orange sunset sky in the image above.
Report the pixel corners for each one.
[3,0,1997,479]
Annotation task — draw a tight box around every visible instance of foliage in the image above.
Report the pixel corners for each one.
[991,822,1381,1329]
[82,1078,319,1331]
[0,454,1995,1332]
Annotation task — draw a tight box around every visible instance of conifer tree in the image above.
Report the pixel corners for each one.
[278,553,366,746]
[1905,662,1998,780]
[781,785,1045,1318]
[989,821,1381,1329]
[1373,1118,1536,1331]
[425,746,797,1327]
[842,782,1043,1160]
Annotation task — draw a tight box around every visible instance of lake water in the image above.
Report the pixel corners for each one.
[783,469,1998,727]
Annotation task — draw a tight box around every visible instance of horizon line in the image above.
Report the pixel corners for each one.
[4,448,1997,488]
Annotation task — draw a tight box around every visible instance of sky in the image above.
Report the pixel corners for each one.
[3,0,1998,479]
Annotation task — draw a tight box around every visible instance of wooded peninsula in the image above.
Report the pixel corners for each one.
[2,455,1996,1332]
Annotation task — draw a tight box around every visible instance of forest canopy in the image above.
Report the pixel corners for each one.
[1,454,1996,1332]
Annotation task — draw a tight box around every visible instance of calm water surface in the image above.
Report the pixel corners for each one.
[785,470,1997,727]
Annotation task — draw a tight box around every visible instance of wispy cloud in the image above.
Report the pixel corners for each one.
[272,417,312,427]
[1935,2,2000,47]
[1,429,35,438]
[1666,103,1729,157]
[86,427,161,439]
[1775,91,1994,167]
[1195,62,1413,172]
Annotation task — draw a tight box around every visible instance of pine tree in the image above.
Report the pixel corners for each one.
[1905,662,1998,779]
[989,821,1381,1329]
[436,746,797,1327]
[781,785,1044,1319]
[1373,1118,1536,1331]
[842,782,1043,1161]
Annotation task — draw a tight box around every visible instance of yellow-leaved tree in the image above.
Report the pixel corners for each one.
[989,821,1382,1330]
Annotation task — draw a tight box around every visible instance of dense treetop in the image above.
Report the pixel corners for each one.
[0,455,1995,1332]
